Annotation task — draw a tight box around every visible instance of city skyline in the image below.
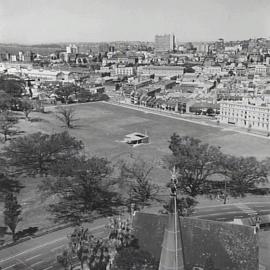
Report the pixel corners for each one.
[1,0,270,44]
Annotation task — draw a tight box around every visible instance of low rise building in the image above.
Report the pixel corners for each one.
[138,65,184,77]
[203,65,222,75]
[112,66,134,77]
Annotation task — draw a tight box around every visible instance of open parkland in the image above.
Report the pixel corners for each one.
[1,101,270,269]
[1,100,270,228]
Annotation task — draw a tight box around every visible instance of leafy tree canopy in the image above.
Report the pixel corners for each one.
[40,156,123,223]
[4,131,83,175]
[0,173,23,201]
[120,157,159,209]
[58,217,136,270]
[4,193,22,241]
[0,74,25,98]
[167,133,268,199]
[0,110,18,142]
[218,155,268,197]
[167,134,224,197]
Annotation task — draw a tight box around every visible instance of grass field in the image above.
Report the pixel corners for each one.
[19,101,270,161]
[2,101,270,235]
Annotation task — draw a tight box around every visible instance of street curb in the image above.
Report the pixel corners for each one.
[0,223,72,251]
[0,236,32,251]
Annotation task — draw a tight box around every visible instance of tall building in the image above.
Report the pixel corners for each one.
[215,38,225,52]
[155,34,175,52]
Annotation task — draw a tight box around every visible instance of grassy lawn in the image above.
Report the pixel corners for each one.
[1,101,270,237]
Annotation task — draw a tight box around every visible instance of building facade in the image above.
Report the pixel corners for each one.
[219,99,270,132]
[112,66,134,77]
[155,34,175,52]
[138,65,184,77]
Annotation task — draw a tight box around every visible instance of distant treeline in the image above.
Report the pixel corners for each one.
[0,44,64,55]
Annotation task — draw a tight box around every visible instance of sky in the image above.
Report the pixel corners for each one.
[1,0,270,44]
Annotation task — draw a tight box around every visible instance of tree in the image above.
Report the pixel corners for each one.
[167,134,269,201]
[39,156,122,223]
[0,173,23,201]
[206,107,215,116]
[55,84,78,104]
[0,75,25,110]
[120,157,159,209]
[0,111,18,142]
[219,155,268,198]
[166,134,224,197]
[58,217,135,270]
[56,106,78,128]
[20,99,34,121]
[4,193,22,241]
[161,196,198,216]
[0,74,24,98]
[4,131,83,175]
[0,90,12,111]
[56,249,73,270]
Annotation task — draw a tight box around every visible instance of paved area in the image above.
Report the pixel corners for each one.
[0,219,108,270]
[193,202,270,221]
[1,203,270,269]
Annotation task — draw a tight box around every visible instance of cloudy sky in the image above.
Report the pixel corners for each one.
[1,0,270,44]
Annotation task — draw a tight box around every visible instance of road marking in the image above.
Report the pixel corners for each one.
[16,258,34,270]
[25,254,42,261]
[194,210,243,218]
[195,202,270,210]
[0,224,105,264]
[51,245,65,252]
[31,260,44,267]
[236,204,257,215]
[0,237,66,264]
[2,264,17,270]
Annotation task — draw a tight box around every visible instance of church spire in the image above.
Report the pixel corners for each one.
[158,167,185,270]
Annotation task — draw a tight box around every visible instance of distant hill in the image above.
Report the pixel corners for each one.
[0,43,65,56]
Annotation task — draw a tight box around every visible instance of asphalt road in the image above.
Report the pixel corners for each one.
[192,201,270,221]
[0,218,108,270]
[1,202,270,270]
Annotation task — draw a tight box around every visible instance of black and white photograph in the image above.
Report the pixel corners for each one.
[1,0,270,269]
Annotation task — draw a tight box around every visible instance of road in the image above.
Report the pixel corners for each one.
[1,202,270,270]
[192,201,270,221]
[0,218,108,270]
